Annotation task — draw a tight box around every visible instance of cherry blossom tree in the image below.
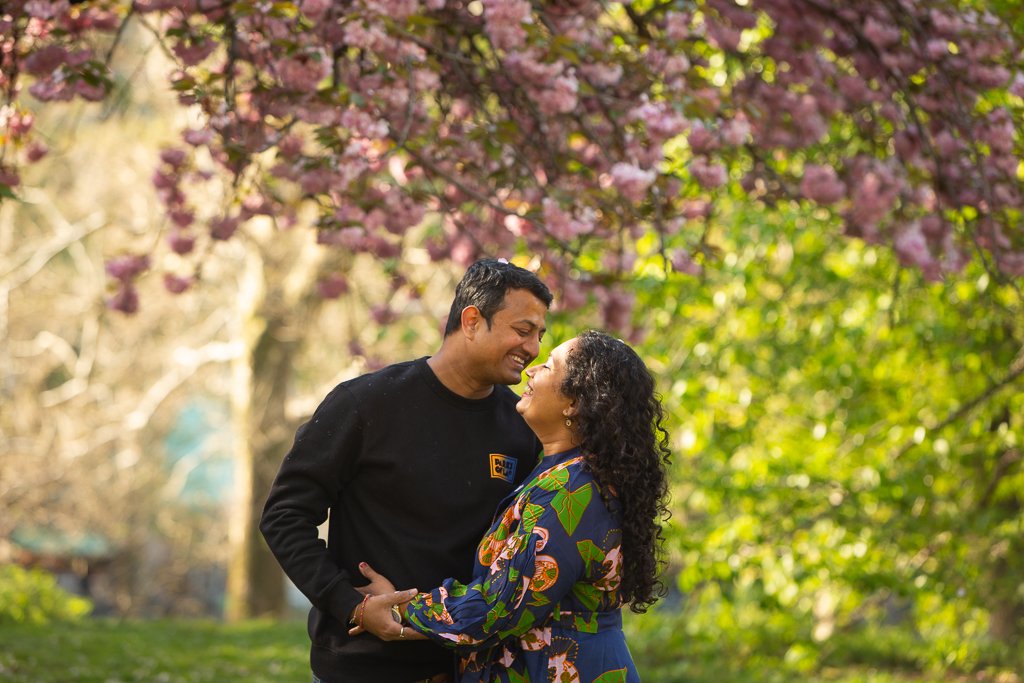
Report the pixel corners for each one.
[2,0,1021,336]
[3,0,1023,626]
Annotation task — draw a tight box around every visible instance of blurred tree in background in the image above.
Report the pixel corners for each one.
[617,199,1022,678]
[1,0,1022,678]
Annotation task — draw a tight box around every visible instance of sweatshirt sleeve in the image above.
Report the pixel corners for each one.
[259,384,364,624]
[404,466,608,652]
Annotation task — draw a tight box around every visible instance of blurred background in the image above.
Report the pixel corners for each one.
[2,8,1022,683]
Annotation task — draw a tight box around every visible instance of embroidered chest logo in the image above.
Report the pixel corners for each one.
[489,453,517,483]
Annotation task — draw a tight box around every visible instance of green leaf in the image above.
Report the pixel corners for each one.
[577,539,606,565]
[572,611,599,633]
[498,608,534,639]
[483,601,509,633]
[593,669,629,683]
[521,502,545,534]
[507,669,529,683]
[534,466,569,491]
[572,583,601,611]
[552,483,592,536]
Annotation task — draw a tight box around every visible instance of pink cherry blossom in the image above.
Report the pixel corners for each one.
[483,0,532,51]
[209,216,240,241]
[4,0,1023,303]
[274,51,329,91]
[172,38,217,66]
[105,254,151,282]
[107,284,140,314]
[996,252,1024,277]
[370,304,398,325]
[863,16,902,48]
[610,163,656,203]
[0,166,21,189]
[535,73,578,116]
[893,221,939,278]
[317,274,349,299]
[23,45,68,75]
[168,230,196,254]
[367,0,420,21]
[75,80,106,101]
[579,62,623,87]
[28,78,74,102]
[631,101,687,140]
[596,287,635,332]
[182,128,214,146]
[721,117,751,146]
[160,148,188,169]
[25,141,49,162]
[542,198,593,241]
[664,11,690,41]
[26,0,68,20]
[800,165,845,204]
[687,121,718,153]
[689,157,728,189]
[169,208,195,228]
[671,250,702,276]
[163,273,194,293]
[300,0,331,19]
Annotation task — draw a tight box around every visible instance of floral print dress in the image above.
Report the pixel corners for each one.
[405,447,641,682]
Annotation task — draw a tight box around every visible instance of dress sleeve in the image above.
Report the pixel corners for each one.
[259,384,364,623]
[405,466,606,652]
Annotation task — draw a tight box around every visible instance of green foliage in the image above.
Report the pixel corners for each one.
[0,565,92,625]
[616,197,1024,679]
[0,619,309,683]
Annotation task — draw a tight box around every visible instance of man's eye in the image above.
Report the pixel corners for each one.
[514,328,529,337]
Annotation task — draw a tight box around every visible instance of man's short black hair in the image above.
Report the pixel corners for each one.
[443,258,553,337]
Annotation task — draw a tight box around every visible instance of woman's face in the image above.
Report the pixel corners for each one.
[516,337,577,429]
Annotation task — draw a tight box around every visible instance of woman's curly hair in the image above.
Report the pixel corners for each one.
[560,330,672,614]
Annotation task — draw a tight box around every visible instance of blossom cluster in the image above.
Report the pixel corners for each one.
[2,0,1021,327]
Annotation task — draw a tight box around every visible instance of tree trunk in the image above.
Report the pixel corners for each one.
[986,541,1024,644]
[224,232,329,620]
[225,319,297,619]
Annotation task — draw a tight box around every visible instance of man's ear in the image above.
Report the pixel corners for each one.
[460,305,482,339]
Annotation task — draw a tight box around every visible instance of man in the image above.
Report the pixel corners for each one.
[260,258,552,682]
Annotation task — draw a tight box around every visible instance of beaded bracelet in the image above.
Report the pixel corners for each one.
[356,593,372,629]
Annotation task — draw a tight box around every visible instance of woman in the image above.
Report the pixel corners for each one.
[353,331,671,681]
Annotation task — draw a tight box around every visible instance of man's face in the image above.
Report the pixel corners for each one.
[467,288,547,386]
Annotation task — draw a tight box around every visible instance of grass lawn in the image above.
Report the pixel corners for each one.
[0,619,310,683]
[0,618,1017,682]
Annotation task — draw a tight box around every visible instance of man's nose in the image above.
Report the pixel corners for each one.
[524,334,541,360]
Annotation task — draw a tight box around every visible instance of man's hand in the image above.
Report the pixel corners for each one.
[354,561,397,596]
[348,589,424,641]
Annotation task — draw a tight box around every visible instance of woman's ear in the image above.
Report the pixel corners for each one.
[563,401,579,419]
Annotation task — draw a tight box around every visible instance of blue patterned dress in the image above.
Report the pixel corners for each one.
[405,447,641,682]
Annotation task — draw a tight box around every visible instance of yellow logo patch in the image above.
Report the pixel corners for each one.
[489,453,517,483]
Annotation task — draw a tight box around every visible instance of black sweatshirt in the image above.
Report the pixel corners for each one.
[260,357,540,683]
